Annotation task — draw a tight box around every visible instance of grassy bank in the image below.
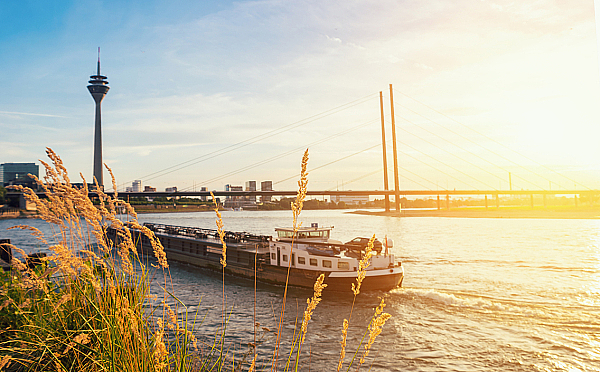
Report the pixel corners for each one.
[0,148,391,372]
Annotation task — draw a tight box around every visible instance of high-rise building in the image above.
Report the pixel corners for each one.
[261,180,273,202]
[87,48,110,187]
[0,163,39,187]
[245,181,256,202]
[132,180,142,192]
[224,184,243,207]
[245,181,256,191]
[225,184,243,200]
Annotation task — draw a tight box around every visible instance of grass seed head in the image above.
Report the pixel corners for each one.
[300,273,327,345]
[337,318,349,372]
[359,298,391,366]
[0,355,11,370]
[211,191,227,268]
[352,234,375,296]
[291,149,309,232]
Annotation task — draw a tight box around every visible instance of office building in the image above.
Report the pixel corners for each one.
[245,180,256,202]
[132,180,142,192]
[261,180,273,202]
[0,163,39,187]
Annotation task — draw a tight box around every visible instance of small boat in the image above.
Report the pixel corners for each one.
[108,222,404,292]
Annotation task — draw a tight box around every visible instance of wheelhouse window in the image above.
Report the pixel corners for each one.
[282,255,288,262]
[322,260,332,268]
[277,230,295,239]
[309,258,318,266]
[277,229,330,239]
[298,257,306,265]
[337,262,349,270]
[271,253,276,260]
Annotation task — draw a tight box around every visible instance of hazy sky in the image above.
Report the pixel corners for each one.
[1,0,599,193]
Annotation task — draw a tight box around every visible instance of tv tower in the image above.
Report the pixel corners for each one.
[87,48,109,188]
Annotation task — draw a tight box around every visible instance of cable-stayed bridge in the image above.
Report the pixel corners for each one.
[9,85,600,212]
[102,84,597,212]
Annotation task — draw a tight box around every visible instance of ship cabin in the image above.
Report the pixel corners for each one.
[274,223,335,243]
[268,224,396,272]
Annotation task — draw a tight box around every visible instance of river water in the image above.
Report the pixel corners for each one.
[2,209,599,371]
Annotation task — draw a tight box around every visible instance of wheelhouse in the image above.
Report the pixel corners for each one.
[274,224,333,242]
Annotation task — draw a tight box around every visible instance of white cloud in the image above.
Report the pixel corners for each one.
[0,110,68,118]
[326,35,342,43]
[413,62,433,70]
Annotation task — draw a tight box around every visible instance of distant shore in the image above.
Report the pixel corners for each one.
[132,205,213,214]
[3,205,600,219]
[134,205,600,219]
[349,206,600,219]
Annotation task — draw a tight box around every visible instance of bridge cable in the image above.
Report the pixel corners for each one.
[274,142,381,185]
[395,116,547,190]
[274,135,462,190]
[395,137,497,190]
[396,146,483,190]
[177,119,379,191]
[394,101,551,190]
[324,168,383,192]
[115,93,378,191]
[393,89,591,190]
[324,167,434,192]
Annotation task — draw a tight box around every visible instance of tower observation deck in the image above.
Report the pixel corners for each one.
[87,48,109,187]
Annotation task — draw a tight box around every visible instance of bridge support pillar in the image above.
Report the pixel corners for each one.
[485,195,488,209]
[446,194,450,210]
[437,194,440,210]
[530,194,534,209]
[543,194,547,208]
[19,194,36,211]
[496,194,500,210]
[575,194,578,207]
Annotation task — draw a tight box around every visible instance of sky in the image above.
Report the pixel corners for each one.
[1,0,599,194]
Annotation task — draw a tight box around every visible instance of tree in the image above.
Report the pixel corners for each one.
[0,185,6,204]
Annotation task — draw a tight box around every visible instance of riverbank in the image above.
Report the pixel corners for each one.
[4,205,600,219]
[0,210,36,219]
[132,204,213,214]
[350,206,600,219]
[136,204,600,219]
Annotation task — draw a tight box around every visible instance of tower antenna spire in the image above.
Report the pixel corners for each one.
[97,47,101,75]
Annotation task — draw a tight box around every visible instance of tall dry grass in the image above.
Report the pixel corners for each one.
[0,148,195,371]
[0,148,391,372]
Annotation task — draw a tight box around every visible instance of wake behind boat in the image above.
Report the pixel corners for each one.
[108,222,404,292]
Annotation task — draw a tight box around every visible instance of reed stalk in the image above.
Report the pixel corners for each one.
[272,149,309,372]
[337,235,375,371]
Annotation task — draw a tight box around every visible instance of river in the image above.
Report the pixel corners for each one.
[2,209,599,371]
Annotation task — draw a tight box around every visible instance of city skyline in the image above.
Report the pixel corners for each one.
[1,1,600,193]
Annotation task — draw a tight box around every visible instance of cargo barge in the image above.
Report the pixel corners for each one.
[110,222,404,292]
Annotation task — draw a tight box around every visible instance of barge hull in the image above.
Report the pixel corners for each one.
[108,227,403,292]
